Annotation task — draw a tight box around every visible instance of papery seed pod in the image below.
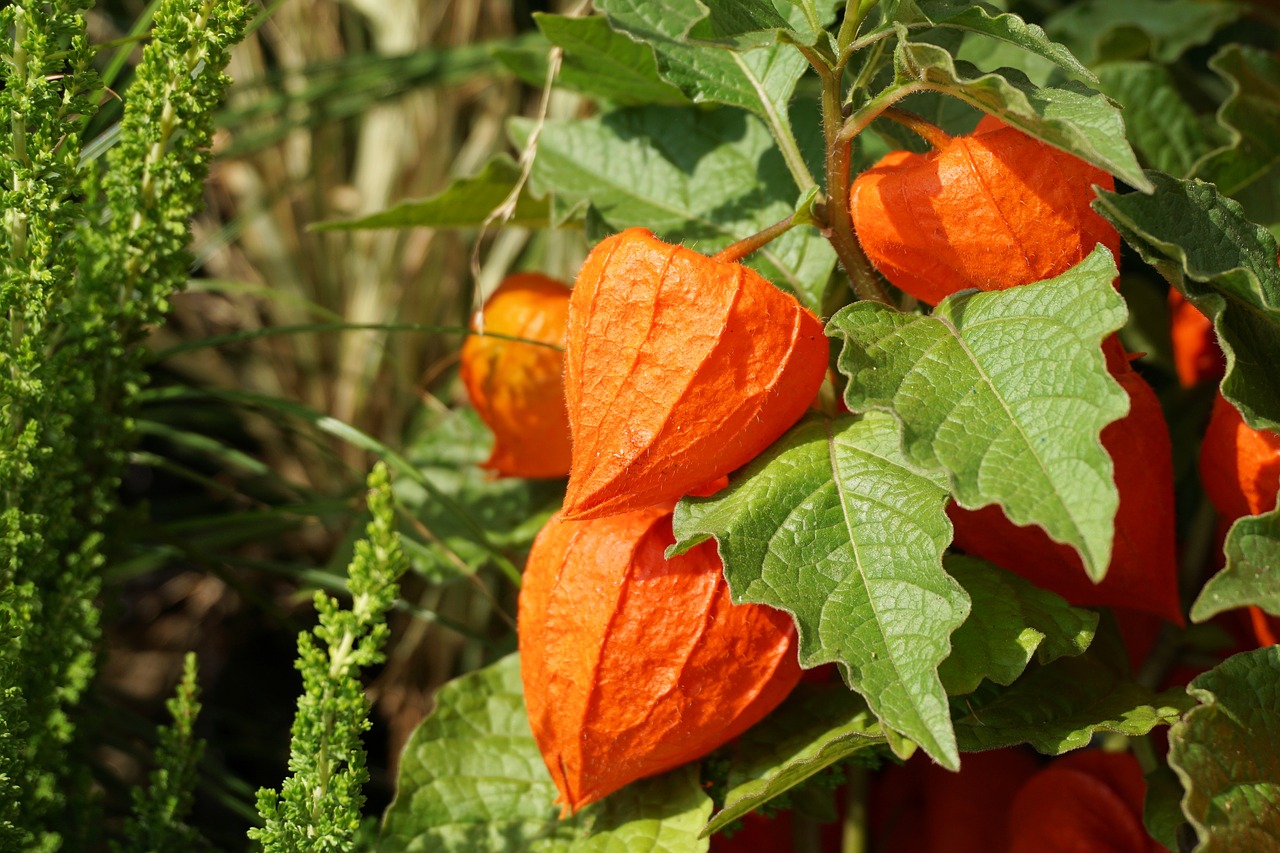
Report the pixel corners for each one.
[460,273,572,478]
[518,506,802,815]
[1007,751,1158,853]
[949,339,1183,625]
[561,227,827,519]
[1200,391,1280,522]
[1168,289,1224,388]
[850,117,1120,305]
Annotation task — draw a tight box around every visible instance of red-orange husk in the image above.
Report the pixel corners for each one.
[460,273,573,478]
[1168,289,1224,388]
[850,116,1120,305]
[518,506,803,815]
[561,227,828,519]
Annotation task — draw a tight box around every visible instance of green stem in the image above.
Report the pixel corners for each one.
[882,106,953,150]
[713,215,799,264]
[841,765,869,853]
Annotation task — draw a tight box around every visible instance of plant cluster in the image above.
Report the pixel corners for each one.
[357,0,1280,850]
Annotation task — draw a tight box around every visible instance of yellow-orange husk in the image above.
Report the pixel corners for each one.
[460,273,573,478]
[850,117,1120,305]
[1200,391,1280,522]
[518,506,802,815]
[949,340,1183,625]
[561,227,827,519]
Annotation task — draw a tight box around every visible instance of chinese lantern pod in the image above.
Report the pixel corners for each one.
[850,119,1120,305]
[459,273,573,479]
[1200,391,1280,521]
[1168,289,1224,388]
[1008,751,1157,853]
[950,343,1183,625]
[518,507,802,815]
[562,227,828,519]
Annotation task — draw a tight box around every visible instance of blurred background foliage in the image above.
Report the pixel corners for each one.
[91,0,585,845]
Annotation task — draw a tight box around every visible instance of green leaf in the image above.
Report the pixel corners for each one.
[704,684,885,836]
[1144,765,1192,853]
[495,15,690,106]
[593,0,820,120]
[1191,507,1280,623]
[915,2,1097,83]
[952,623,1195,754]
[311,155,549,231]
[671,413,966,769]
[596,0,826,50]
[381,654,713,852]
[510,107,835,310]
[1097,61,1214,178]
[940,556,1098,696]
[891,35,1151,190]
[1093,171,1280,432]
[829,248,1130,580]
[1194,45,1280,234]
[1045,0,1243,66]
[1168,647,1280,852]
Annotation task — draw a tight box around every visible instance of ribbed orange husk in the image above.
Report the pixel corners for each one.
[518,507,803,815]
[460,273,572,478]
[850,119,1120,305]
[561,227,827,519]
[949,340,1183,625]
[1008,751,1159,853]
[1168,289,1224,388]
[1200,391,1280,521]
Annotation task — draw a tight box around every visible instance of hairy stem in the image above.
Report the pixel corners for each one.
[713,215,798,264]
[812,55,888,304]
[882,106,953,150]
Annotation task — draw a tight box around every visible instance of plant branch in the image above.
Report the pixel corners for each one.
[882,106,953,150]
[713,215,799,264]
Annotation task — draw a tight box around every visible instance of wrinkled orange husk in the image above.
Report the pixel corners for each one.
[1168,289,1224,388]
[1200,391,1280,522]
[561,227,828,519]
[460,273,573,478]
[850,120,1120,305]
[950,341,1183,625]
[518,506,803,815]
[1007,751,1158,853]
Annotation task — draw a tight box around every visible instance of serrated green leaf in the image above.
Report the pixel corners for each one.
[671,413,966,769]
[829,248,1130,580]
[509,107,835,310]
[381,654,713,852]
[596,0,827,50]
[1168,647,1280,852]
[1093,171,1280,432]
[1194,45,1280,233]
[891,36,1151,190]
[915,2,1097,82]
[940,556,1098,696]
[952,623,1195,754]
[1045,0,1243,66]
[593,0,820,123]
[495,16,691,106]
[703,684,885,836]
[1097,61,1213,178]
[311,155,549,231]
[1191,507,1280,623]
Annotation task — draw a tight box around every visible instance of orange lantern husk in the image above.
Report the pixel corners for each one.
[561,227,827,520]
[518,506,803,815]
[949,339,1183,625]
[1200,390,1280,522]
[1168,289,1224,388]
[850,118,1120,305]
[460,273,573,478]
